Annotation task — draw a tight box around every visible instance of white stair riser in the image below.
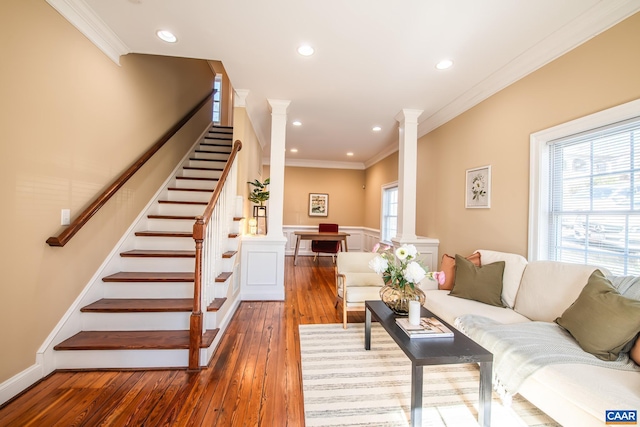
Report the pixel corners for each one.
[82,312,190,331]
[104,282,194,299]
[156,203,206,217]
[53,348,206,370]
[194,152,230,161]
[119,257,194,272]
[200,144,232,153]
[205,133,233,140]
[205,311,218,330]
[134,236,196,250]
[172,179,218,190]
[188,159,226,170]
[166,190,212,203]
[147,218,195,232]
[180,168,223,179]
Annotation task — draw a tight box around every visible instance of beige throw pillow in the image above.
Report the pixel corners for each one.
[449,254,505,307]
[555,270,640,361]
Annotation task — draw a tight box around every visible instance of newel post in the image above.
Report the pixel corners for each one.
[189,216,205,371]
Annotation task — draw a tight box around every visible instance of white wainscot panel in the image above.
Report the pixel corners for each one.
[247,252,278,285]
[240,236,286,301]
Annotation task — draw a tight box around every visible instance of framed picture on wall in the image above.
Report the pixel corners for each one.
[309,193,329,216]
[465,165,491,208]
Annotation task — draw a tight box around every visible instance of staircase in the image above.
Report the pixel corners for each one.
[52,125,242,369]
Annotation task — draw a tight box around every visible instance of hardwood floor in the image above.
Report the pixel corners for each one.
[0,256,365,426]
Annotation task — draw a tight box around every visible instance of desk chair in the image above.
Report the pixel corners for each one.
[312,223,341,263]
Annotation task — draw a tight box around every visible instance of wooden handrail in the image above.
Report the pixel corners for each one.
[46,89,215,247]
[189,139,242,370]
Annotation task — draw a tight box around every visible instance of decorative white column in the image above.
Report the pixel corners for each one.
[240,99,289,301]
[267,99,290,239]
[392,109,440,279]
[395,109,422,241]
[234,89,249,107]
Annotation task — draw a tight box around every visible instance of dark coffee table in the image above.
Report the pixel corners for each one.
[364,300,493,427]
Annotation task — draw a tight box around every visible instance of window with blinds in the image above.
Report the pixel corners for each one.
[381,185,398,243]
[212,77,222,124]
[549,117,640,275]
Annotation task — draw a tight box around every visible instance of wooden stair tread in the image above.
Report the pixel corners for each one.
[215,272,232,282]
[135,231,193,237]
[81,298,193,312]
[120,249,195,258]
[102,272,194,282]
[207,298,227,312]
[54,329,218,351]
[148,215,197,220]
[222,251,237,258]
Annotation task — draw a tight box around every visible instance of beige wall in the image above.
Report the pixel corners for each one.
[263,166,366,226]
[233,108,264,232]
[0,0,214,382]
[363,153,399,230]
[415,12,640,264]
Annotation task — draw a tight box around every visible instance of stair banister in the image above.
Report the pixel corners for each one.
[189,140,242,370]
[46,89,216,247]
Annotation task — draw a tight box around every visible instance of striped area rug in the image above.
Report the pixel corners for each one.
[300,323,560,427]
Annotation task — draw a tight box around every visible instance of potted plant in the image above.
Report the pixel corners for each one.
[248,178,269,233]
[247,178,270,206]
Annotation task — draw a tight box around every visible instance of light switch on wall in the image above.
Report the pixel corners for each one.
[61,209,70,226]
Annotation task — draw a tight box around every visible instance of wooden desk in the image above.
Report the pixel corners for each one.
[293,231,350,265]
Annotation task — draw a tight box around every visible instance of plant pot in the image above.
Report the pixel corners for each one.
[379,283,426,316]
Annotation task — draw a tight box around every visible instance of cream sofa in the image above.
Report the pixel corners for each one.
[422,249,640,427]
[335,252,384,328]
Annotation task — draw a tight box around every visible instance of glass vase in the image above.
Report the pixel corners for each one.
[379,283,426,316]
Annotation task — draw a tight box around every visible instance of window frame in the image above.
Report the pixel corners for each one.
[380,181,399,245]
[529,98,640,261]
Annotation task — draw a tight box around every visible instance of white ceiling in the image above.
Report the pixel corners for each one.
[52,0,640,168]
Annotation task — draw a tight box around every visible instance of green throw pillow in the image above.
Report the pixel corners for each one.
[449,254,505,307]
[555,269,640,361]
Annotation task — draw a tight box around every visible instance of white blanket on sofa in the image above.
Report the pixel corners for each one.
[455,314,640,403]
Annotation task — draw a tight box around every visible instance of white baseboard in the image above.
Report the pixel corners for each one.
[0,363,43,406]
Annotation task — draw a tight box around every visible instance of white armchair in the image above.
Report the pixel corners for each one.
[335,252,385,328]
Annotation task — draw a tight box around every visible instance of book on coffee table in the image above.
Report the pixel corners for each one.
[395,316,454,339]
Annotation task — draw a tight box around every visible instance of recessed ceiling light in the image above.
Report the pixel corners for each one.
[372,126,382,132]
[292,121,302,126]
[347,152,354,156]
[297,45,314,56]
[436,59,453,70]
[290,148,298,153]
[157,30,177,43]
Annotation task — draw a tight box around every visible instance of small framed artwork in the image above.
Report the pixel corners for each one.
[465,165,491,208]
[309,193,329,216]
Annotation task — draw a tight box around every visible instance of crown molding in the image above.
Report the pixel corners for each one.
[46,0,130,65]
[263,158,366,170]
[417,0,640,137]
[364,142,399,169]
[234,89,249,107]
